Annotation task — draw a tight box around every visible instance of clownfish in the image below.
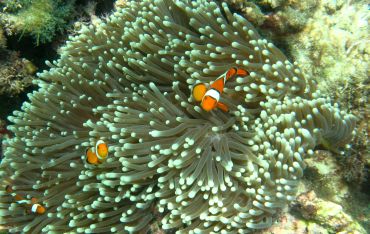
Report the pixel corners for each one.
[86,139,109,165]
[192,67,249,112]
[5,185,46,215]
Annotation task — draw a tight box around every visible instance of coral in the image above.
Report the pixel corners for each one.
[303,150,350,203]
[0,0,75,45]
[0,0,356,233]
[299,149,370,232]
[222,0,266,26]
[341,148,368,185]
[292,190,366,233]
[0,51,36,96]
[224,0,318,34]
[263,210,330,234]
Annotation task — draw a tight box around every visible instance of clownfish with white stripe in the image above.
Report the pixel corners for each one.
[192,67,249,112]
[86,139,109,165]
[5,185,46,215]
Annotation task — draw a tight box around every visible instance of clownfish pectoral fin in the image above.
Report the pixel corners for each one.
[209,78,225,93]
[86,148,99,165]
[192,83,207,102]
[216,102,229,112]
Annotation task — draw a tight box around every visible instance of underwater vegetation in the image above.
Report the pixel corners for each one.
[0,50,36,96]
[0,0,363,233]
[0,0,75,45]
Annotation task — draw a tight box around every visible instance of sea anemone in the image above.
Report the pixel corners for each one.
[0,0,356,233]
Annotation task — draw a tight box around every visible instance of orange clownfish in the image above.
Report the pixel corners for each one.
[192,67,249,112]
[5,185,46,215]
[86,139,109,165]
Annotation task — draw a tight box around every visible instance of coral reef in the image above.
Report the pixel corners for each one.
[0,0,75,45]
[224,0,318,34]
[303,150,350,203]
[301,149,370,232]
[0,51,36,96]
[262,208,336,234]
[288,0,369,105]
[292,190,366,233]
[286,0,370,218]
[0,0,356,233]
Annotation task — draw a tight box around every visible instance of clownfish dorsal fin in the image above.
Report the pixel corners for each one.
[209,78,225,93]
